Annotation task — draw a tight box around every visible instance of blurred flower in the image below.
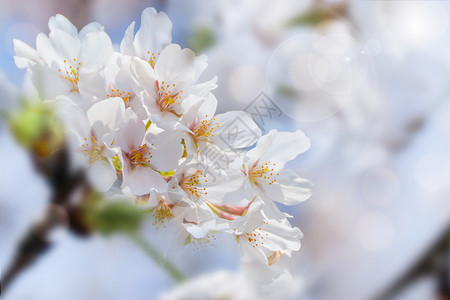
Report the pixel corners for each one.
[161,268,305,300]
[14,14,113,107]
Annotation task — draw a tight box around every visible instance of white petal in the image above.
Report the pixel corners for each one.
[260,196,288,220]
[123,166,167,196]
[48,14,78,37]
[262,169,312,205]
[147,131,183,171]
[134,7,172,58]
[130,58,157,96]
[211,111,261,149]
[13,39,41,68]
[245,130,311,170]
[201,168,244,203]
[80,31,113,71]
[155,44,197,85]
[185,219,216,239]
[88,160,117,192]
[29,64,71,99]
[78,71,107,102]
[120,21,136,56]
[114,116,145,152]
[35,32,61,67]
[49,29,81,61]
[55,95,90,140]
[261,218,302,253]
[78,22,103,39]
[189,77,217,98]
[87,97,126,140]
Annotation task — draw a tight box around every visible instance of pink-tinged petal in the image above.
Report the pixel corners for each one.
[147,131,183,171]
[48,14,78,37]
[87,160,117,192]
[134,7,172,58]
[212,111,261,149]
[87,97,126,140]
[147,107,182,131]
[219,201,265,235]
[179,93,217,130]
[114,117,145,152]
[120,21,136,56]
[128,95,148,120]
[179,97,207,130]
[123,166,167,196]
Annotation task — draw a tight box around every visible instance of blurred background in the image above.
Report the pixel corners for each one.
[2,0,450,299]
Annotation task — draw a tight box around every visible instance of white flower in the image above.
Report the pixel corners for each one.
[168,159,243,205]
[78,52,147,119]
[206,196,302,268]
[114,117,183,196]
[243,130,313,219]
[238,214,302,267]
[166,160,244,239]
[131,44,217,130]
[57,96,133,192]
[120,7,172,65]
[180,94,261,156]
[215,198,302,267]
[14,14,113,102]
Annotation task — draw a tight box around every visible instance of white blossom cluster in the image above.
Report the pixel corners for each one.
[13,7,312,281]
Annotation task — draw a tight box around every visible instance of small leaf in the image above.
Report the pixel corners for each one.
[83,192,146,235]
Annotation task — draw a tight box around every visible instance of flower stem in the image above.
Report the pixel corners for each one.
[127,232,185,283]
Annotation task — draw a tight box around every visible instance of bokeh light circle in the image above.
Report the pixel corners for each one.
[356,212,395,252]
[266,28,370,122]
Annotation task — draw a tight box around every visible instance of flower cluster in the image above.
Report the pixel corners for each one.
[14,8,312,281]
